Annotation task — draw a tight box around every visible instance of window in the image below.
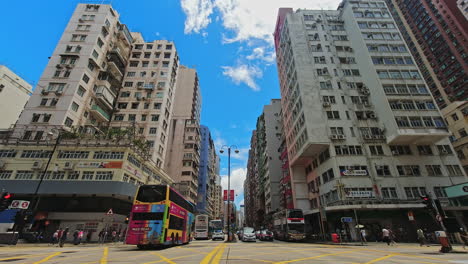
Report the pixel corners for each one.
[151,115,159,121]
[446,165,463,176]
[397,165,421,176]
[369,145,384,155]
[58,151,89,159]
[95,171,113,180]
[64,117,74,127]
[32,114,41,123]
[404,187,426,199]
[0,171,13,180]
[129,61,138,67]
[149,127,157,134]
[321,169,335,183]
[127,72,136,77]
[93,151,124,159]
[381,187,398,199]
[15,171,34,180]
[326,111,340,120]
[459,129,467,138]
[390,145,412,155]
[375,165,391,176]
[426,165,443,176]
[82,74,90,84]
[124,82,133,87]
[0,150,17,158]
[417,145,433,155]
[128,114,136,121]
[433,187,447,198]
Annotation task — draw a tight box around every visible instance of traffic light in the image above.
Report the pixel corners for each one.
[125,214,130,224]
[420,195,436,214]
[0,192,13,212]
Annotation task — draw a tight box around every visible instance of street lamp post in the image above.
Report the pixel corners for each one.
[220,145,239,242]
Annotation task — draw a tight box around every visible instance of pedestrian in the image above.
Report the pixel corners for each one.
[78,229,84,245]
[417,228,429,247]
[460,228,468,250]
[112,230,117,243]
[86,231,92,243]
[57,228,63,247]
[73,230,79,245]
[360,229,367,243]
[51,230,59,246]
[382,227,390,245]
[59,228,69,247]
[389,228,397,246]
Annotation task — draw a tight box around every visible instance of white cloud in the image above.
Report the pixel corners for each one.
[221,167,247,198]
[221,64,262,91]
[181,0,342,43]
[181,0,214,34]
[246,47,276,63]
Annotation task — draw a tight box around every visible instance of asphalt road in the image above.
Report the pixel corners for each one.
[0,239,467,263]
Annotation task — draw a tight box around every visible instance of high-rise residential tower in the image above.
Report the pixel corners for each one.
[458,0,468,20]
[385,0,467,108]
[0,65,32,130]
[272,0,467,238]
[197,125,219,216]
[164,66,201,203]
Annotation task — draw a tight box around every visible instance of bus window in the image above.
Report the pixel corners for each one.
[136,185,166,202]
[132,212,164,221]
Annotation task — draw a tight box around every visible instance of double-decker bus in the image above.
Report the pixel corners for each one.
[209,219,223,233]
[126,185,195,248]
[194,214,209,239]
[273,209,305,241]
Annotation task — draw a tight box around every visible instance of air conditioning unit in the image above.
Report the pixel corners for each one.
[330,135,338,140]
[79,18,84,22]
[323,102,331,107]
[63,161,74,170]
[368,113,377,119]
[41,89,49,95]
[32,161,43,170]
[141,97,146,100]
[361,89,370,95]
[376,165,384,170]
[391,150,399,155]
[364,102,371,107]
[364,135,372,140]
[372,135,380,139]
[441,149,449,155]
[55,90,63,95]
[56,64,63,69]
[0,160,5,170]
[65,64,74,69]
[338,135,346,139]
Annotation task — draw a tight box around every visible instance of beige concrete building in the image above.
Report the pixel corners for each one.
[164,66,202,203]
[457,0,468,20]
[442,101,468,174]
[0,65,32,130]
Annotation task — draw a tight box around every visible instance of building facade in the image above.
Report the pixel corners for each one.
[0,66,32,130]
[0,3,201,239]
[164,66,201,203]
[442,101,468,175]
[385,0,468,109]
[458,0,468,20]
[272,0,467,240]
[197,125,219,217]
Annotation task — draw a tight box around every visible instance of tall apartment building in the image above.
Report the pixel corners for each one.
[244,131,260,227]
[0,66,32,130]
[272,0,467,239]
[213,176,223,219]
[197,125,219,217]
[164,66,201,203]
[0,3,193,239]
[385,0,468,109]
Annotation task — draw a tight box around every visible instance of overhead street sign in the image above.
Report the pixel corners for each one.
[341,217,353,223]
[9,200,30,210]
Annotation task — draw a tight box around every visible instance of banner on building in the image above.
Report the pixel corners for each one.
[345,190,374,198]
[340,169,367,176]
[77,161,123,169]
[223,190,234,201]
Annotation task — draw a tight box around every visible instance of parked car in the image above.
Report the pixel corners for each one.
[212,231,225,241]
[260,230,273,241]
[242,227,256,242]
[255,230,261,239]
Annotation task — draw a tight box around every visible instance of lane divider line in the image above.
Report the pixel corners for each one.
[364,253,400,264]
[200,243,224,264]
[100,247,108,264]
[33,251,62,264]
[151,252,177,264]
[211,243,227,264]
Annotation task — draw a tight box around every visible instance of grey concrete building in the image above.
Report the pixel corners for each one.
[272,0,467,240]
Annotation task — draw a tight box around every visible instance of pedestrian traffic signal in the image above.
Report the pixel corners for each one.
[0,192,13,212]
[420,195,436,213]
[125,217,129,224]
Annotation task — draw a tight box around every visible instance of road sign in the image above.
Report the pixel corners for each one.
[436,214,442,222]
[407,211,415,221]
[106,208,113,215]
[9,200,30,209]
[341,217,353,223]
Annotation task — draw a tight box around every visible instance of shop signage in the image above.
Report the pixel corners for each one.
[77,161,123,169]
[340,169,367,176]
[346,190,374,198]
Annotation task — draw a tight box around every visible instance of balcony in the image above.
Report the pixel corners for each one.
[110,47,127,65]
[90,105,110,122]
[95,86,116,109]
[107,61,123,80]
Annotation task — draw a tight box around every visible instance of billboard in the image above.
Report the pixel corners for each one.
[223,190,234,201]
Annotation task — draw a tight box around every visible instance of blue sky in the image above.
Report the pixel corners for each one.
[0,0,341,208]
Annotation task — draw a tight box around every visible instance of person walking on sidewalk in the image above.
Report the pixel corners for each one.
[460,228,468,250]
[360,229,367,243]
[382,228,391,245]
[59,228,69,247]
[417,228,429,247]
[51,230,59,246]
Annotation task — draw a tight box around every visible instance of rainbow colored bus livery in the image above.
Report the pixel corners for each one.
[126,185,195,248]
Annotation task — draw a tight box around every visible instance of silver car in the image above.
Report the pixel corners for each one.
[242,227,256,242]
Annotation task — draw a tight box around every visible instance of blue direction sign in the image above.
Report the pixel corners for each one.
[341,217,353,223]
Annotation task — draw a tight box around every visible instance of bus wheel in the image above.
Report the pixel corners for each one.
[137,244,145,250]
[171,233,175,246]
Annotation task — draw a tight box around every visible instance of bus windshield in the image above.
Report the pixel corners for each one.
[288,210,304,218]
[136,185,166,203]
[288,224,305,233]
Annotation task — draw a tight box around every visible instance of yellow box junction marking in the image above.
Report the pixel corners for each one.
[33,251,62,264]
